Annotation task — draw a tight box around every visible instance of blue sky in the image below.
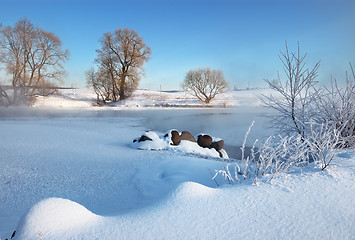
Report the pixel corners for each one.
[1,0,354,90]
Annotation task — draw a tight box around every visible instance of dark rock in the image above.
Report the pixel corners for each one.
[171,130,181,145]
[138,135,153,142]
[211,140,224,151]
[197,134,212,148]
[180,131,196,142]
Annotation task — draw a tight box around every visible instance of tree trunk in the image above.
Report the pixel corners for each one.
[119,73,126,100]
[119,67,127,100]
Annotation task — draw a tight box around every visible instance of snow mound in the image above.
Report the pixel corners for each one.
[134,157,224,200]
[132,130,229,159]
[134,131,169,150]
[172,182,217,199]
[14,198,101,240]
[177,140,228,158]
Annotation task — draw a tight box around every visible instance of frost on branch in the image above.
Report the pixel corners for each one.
[262,41,320,139]
[306,121,346,170]
[214,122,310,184]
[312,63,355,148]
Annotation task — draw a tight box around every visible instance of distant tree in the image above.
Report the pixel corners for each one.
[0,18,69,105]
[88,28,151,103]
[182,67,229,104]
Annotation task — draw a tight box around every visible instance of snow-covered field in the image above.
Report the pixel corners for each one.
[31,88,269,108]
[0,89,354,240]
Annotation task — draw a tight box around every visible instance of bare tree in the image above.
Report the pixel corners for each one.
[262,42,320,139]
[88,28,151,103]
[182,67,229,104]
[0,18,69,105]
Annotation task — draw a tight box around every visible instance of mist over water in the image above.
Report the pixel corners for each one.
[0,106,276,159]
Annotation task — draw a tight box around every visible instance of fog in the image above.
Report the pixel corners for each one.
[0,106,276,159]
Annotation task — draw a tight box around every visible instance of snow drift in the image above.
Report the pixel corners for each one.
[14,198,102,240]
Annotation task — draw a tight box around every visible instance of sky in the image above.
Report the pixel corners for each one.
[1,0,354,90]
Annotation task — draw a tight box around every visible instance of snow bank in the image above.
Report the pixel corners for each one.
[32,95,93,108]
[32,88,95,108]
[14,198,101,240]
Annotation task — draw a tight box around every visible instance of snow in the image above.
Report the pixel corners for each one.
[15,198,102,239]
[133,130,169,150]
[31,88,95,108]
[0,88,354,240]
[11,165,355,240]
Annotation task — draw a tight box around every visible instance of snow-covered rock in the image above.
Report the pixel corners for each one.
[132,130,229,159]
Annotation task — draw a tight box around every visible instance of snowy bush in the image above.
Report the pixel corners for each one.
[214,119,347,185]
[306,121,346,170]
[214,122,310,184]
[312,64,355,148]
[255,134,309,180]
[263,42,354,149]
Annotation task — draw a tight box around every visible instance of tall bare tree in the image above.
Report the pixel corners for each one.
[0,18,69,105]
[182,67,229,104]
[88,28,151,103]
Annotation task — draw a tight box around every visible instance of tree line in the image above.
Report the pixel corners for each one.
[0,18,229,106]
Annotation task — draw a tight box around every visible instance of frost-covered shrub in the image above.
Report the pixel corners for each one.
[306,121,346,170]
[312,64,355,148]
[255,134,309,180]
[214,119,346,185]
[263,42,354,149]
[213,122,310,184]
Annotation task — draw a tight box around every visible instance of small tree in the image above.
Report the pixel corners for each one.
[182,67,228,104]
[88,28,151,103]
[262,42,320,139]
